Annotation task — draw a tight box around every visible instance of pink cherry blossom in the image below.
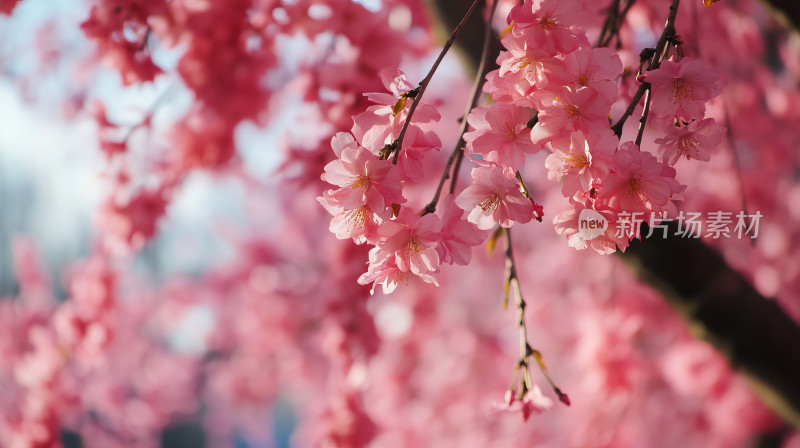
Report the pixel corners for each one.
[0,0,21,14]
[351,70,440,153]
[483,68,535,106]
[497,31,560,93]
[357,250,408,295]
[531,87,611,145]
[463,103,541,170]
[393,125,441,182]
[358,247,439,295]
[545,47,623,101]
[321,139,405,211]
[654,118,725,165]
[644,57,722,121]
[3,0,795,447]
[374,208,443,276]
[489,385,553,422]
[365,69,415,106]
[455,165,537,230]
[317,192,383,244]
[600,142,685,214]
[96,186,169,252]
[508,0,588,54]
[436,195,489,266]
[545,130,616,199]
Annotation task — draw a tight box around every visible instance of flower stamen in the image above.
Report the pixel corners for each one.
[479,194,501,212]
[671,78,694,102]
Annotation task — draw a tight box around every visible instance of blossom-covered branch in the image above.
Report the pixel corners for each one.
[391,0,483,165]
[422,0,500,215]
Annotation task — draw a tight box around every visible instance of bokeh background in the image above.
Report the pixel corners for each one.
[2,0,800,447]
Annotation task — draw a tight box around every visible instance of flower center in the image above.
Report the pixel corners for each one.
[540,14,557,28]
[515,57,539,82]
[479,194,500,212]
[678,134,698,152]
[671,78,694,103]
[406,236,422,254]
[503,122,517,138]
[578,73,590,86]
[563,104,580,117]
[351,174,370,190]
[344,207,367,227]
[626,178,648,205]
[563,154,588,168]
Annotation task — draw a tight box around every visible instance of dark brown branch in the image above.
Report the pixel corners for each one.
[634,84,652,147]
[758,0,800,31]
[392,0,483,165]
[623,225,800,428]
[611,85,647,137]
[611,0,680,136]
[423,0,503,76]
[505,228,568,405]
[597,0,637,48]
[422,0,499,215]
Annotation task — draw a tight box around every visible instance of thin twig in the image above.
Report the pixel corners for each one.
[634,84,652,147]
[504,228,532,393]
[504,228,569,404]
[448,137,468,195]
[611,86,648,136]
[597,0,637,48]
[612,0,637,49]
[610,0,680,137]
[649,0,681,71]
[421,0,499,214]
[392,0,483,165]
[596,0,620,47]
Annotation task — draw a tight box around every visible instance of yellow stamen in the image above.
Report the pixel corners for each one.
[503,122,517,138]
[406,236,422,254]
[516,58,532,70]
[479,194,500,212]
[563,104,579,117]
[563,154,588,168]
[351,175,370,189]
[671,78,694,103]
[344,208,367,227]
[540,14,557,28]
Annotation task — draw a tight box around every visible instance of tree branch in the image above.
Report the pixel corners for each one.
[623,225,800,428]
[428,0,800,429]
[758,0,800,31]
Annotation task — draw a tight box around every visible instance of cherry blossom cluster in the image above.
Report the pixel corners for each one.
[461,0,723,255]
[0,241,200,448]
[320,0,727,293]
[5,0,800,445]
[319,71,488,294]
[0,247,118,448]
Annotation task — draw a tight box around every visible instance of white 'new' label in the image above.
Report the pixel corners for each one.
[578,208,608,241]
